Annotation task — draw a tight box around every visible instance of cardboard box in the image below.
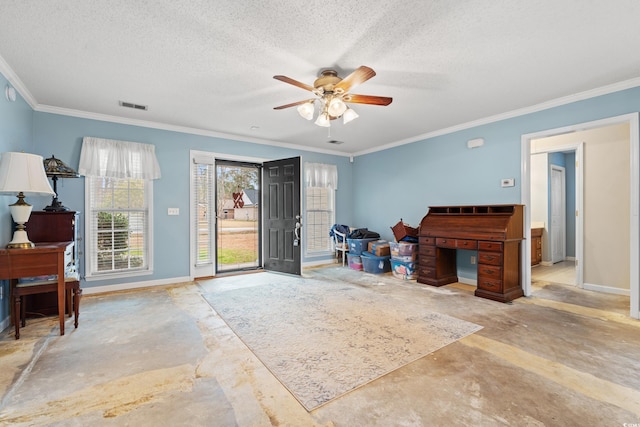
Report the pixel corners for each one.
[367,240,390,257]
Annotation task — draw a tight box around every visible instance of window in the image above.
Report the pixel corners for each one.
[86,176,151,276]
[304,163,337,256]
[79,137,161,279]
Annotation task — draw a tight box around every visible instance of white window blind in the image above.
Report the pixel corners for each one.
[192,156,214,266]
[304,163,337,255]
[80,137,160,278]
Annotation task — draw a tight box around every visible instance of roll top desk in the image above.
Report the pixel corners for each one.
[418,205,525,302]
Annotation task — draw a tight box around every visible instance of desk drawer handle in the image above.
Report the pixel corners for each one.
[484,255,496,261]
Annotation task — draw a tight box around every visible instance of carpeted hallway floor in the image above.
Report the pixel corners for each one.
[0,265,639,426]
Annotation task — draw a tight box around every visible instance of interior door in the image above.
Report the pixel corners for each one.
[550,165,566,263]
[262,156,301,275]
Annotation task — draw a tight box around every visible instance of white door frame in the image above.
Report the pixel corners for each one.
[521,112,639,319]
[189,150,268,279]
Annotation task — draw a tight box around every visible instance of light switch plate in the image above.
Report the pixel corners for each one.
[168,208,179,215]
[501,178,515,187]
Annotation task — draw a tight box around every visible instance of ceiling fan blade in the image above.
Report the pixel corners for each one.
[345,94,393,106]
[334,66,376,92]
[273,99,315,110]
[273,75,314,92]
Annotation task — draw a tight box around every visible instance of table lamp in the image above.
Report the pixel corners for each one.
[43,155,80,212]
[0,152,55,248]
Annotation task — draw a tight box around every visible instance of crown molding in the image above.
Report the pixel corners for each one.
[353,77,640,157]
[33,104,351,157]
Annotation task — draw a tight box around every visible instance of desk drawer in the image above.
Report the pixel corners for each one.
[478,277,503,292]
[420,245,436,257]
[436,238,456,249]
[421,256,436,267]
[478,241,503,252]
[418,265,436,278]
[420,237,435,245]
[456,239,477,250]
[478,264,502,280]
[479,251,502,266]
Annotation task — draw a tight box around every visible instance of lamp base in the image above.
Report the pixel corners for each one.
[44,197,70,212]
[7,228,35,249]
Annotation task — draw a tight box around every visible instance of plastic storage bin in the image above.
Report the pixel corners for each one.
[389,242,418,260]
[347,238,378,255]
[347,253,363,270]
[361,252,391,274]
[390,259,417,280]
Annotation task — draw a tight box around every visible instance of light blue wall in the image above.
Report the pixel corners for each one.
[0,75,34,322]
[3,66,640,292]
[354,86,640,280]
[28,112,353,289]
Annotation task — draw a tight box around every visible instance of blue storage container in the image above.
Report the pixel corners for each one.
[347,238,378,255]
[361,251,391,274]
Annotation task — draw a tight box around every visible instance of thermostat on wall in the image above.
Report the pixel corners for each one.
[501,178,515,187]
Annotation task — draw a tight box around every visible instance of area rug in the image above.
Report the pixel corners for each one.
[203,277,482,411]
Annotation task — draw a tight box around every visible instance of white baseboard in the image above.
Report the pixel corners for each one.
[0,315,10,333]
[458,277,477,286]
[565,256,576,261]
[82,276,192,295]
[582,282,630,296]
[303,258,337,268]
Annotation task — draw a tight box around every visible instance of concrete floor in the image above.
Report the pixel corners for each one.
[0,265,639,426]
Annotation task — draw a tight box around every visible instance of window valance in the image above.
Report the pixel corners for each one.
[305,162,338,190]
[78,137,161,180]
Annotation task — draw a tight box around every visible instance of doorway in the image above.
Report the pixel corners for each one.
[550,164,566,264]
[521,113,640,319]
[215,160,261,273]
[189,151,301,278]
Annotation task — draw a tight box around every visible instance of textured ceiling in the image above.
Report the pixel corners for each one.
[1,1,640,155]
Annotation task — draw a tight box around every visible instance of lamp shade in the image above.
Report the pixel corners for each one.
[342,108,359,124]
[43,155,80,178]
[0,152,55,196]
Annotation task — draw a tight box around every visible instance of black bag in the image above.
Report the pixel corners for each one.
[348,228,380,240]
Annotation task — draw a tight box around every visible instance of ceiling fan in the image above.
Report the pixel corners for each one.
[273,65,392,127]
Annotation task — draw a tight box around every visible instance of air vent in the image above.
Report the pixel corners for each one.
[119,101,148,111]
[327,140,344,145]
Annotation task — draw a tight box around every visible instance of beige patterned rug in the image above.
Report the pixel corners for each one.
[203,276,482,411]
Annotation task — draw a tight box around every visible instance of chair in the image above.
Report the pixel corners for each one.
[12,276,82,340]
[332,229,349,266]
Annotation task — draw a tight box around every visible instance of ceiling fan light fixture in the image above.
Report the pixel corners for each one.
[297,102,315,120]
[343,108,359,124]
[315,113,331,127]
[327,97,347,117]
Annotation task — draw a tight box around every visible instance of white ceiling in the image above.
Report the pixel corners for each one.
[1,1,640,155]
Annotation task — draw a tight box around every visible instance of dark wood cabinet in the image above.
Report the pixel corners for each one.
[418,205,524,303]
[22,211,79,315]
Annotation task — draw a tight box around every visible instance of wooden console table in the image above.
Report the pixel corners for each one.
[418,205,524,302]
[0,241,74,336]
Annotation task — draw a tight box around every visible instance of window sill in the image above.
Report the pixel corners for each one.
[84,269,153,281]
